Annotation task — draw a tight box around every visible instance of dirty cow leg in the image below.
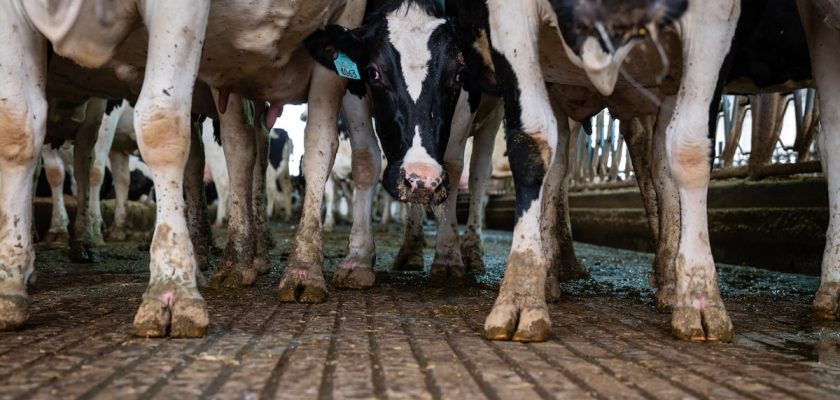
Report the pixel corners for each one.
[277,65,346,303]
[68,99,106,263]
[460,97,502,277]
[185,118,213,273]
[0,6,47,330]
[88,101,120,248]
[278,144,294,222]
[131,0,210,338]
[332,95,379,290]
[652,99,680,311]
[551,116,587,283]
[42,147,70,243]
[666,0,738,342]
[799,0,840,320]
[252,121,271,275]
[106,149,130,241]
[212,94,257,288]
[324,176,337,233]
[483,0,554,342]
[392,205,427,271]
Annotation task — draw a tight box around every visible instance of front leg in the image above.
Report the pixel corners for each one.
[392,204,427,271]
[666,0,738,341]
[69,99,106,263]
[652,98,680,311]
[131,0,210,338]
[483,0,556,342]
[41,147,70,244]
[277,65,346,303]
[185,118,213,273]
[252,120,271,275]
[332,94,379,290]
[0,3,47,330]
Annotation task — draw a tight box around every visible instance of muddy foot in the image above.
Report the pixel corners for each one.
[254,255,271,275]
[195,253,212,272]
[392,246,425,271]
[209,261,257,289]
[105,228,127,242]
[44,230,69,244]
[68,242,99,263]
[484,302,551,342]
[277,265,328,303]
[332,259,376,290]
[655,284,676,312]
[0,294,28,330]
[556,259,589,282]
[428,262,467,288]
[133,294,208,338]
[460,240,486,276]
[671,305,733,342]
[813,283,840,320]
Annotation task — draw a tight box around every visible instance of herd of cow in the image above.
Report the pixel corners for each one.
[0,0,839,345]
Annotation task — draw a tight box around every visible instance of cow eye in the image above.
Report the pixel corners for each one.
[366,65,381,81]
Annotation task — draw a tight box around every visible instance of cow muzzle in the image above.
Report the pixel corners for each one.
[398,162,448,205]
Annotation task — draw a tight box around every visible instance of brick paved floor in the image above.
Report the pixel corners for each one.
[2,223,839,399]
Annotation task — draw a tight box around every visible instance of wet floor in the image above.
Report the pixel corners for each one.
[2,220,840,399]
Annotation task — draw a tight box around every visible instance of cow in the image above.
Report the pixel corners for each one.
[201,118,230,227]
[266,128,295,223]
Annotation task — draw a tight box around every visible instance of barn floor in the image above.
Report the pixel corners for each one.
[2,220,840,399]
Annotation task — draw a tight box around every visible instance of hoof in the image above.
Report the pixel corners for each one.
[277,269,328,303]
[68,243,99,263]
[195,254,212,272]
[483,302,550,342]
[210,265,257,289]
[392,247,425,272]
[44,230,69,244]
[0,294,29,331]
[460,242,486,275]
[671,305,733,342]
[814,284,840,320]
[428,263,466,288]
[655,285,676,312]
[105,228,127,242]
[133,296,208,338]
[254,256,271,275]
[556,259,589,282]
[332,267,375,290]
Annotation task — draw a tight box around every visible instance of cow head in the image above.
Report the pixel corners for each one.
[306,0,466,205]
[550,0,687,95]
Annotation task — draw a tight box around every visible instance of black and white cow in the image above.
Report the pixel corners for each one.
[266,128,295,222]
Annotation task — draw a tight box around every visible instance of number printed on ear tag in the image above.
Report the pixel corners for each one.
[334,52,361,80]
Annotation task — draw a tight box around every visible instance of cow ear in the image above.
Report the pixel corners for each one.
[305,25,367,77]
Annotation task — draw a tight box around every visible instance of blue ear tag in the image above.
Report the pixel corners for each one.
[333,52,361,80]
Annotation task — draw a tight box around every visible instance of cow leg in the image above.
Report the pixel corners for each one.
[483,0,555,342]
[666,0,738,342]
[376,187,392,232]
[42,147,70,243]
[799,1,840,319]
[131,0,210,338]
[277,65,347,304]
[211,94,257,288]
[332,95,379,290]
[278,144,294,222]
[324,176,337,233]
[266,167,278,220]
[0,7,47,329]
[252,122,271,275]
[623,117,659,245]
[69,100,106,263]
[87,103,119,247]
[552,118,586,282]
[652,100,680,311]
[461,98,503,276]
[106,149,130,241]
[392,205,426,271]
[185,119,212,273]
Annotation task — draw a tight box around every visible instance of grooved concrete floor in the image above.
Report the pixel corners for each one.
[2,223,839,399]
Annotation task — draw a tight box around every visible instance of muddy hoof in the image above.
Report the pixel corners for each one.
[557,259,589,282]
[461,242,486,275]
[332,267,375,289]
[277,269,328,303]
[195,254,212,272]
[428,263,466,288]
[105,228,127,242]
[655,285,676,312]
[671,306,733,342]
[0,294,29,330]
[44,230,69,244]
[133,297,208,338]
[483,302,550,342]
[392,248,424,272]
[210,265,257,289]
[68,243,99,263]
[254,256,271,275]
[813,285,839,320]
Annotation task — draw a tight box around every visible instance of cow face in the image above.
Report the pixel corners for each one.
[550,0,687,95]
[306,0,466,205]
